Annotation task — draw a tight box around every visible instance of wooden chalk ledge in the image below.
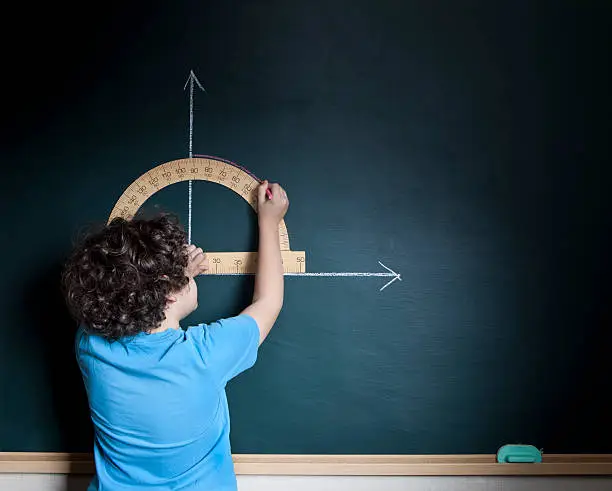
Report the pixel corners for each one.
[0,453,611,475]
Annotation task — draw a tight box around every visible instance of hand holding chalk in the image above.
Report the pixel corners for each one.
[257,180,289,226]
[259,179,275,201]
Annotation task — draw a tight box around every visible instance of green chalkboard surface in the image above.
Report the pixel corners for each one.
[1,1,611,454]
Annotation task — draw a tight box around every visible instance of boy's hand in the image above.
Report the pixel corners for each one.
[186,244,209,277]
[257,180,289,226]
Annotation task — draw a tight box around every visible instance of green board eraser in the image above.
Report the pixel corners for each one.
[496,444,543,463]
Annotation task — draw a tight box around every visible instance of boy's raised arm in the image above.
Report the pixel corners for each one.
[241,181,289,344]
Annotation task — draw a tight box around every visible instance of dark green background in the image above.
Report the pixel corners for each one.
[1,1,611,454]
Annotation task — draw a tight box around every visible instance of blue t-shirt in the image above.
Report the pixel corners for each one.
[76,314,260,491]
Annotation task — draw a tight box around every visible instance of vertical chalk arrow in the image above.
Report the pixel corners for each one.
[184,70,206,244]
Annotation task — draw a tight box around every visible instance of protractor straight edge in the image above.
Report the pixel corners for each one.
[206,251,306,274]
[108,157,306,274]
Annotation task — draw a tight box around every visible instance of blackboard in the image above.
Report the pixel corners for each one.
[1,0,611,455]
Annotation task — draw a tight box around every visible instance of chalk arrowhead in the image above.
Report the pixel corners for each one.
[378,261,402,291]
[184,70,206,92]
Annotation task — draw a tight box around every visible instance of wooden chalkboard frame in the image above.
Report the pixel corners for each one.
[1,453,611,475]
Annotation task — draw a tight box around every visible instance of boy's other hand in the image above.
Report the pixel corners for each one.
[257,180,289,226]
[186,244,209,277]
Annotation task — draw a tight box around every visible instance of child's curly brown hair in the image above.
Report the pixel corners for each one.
[62,214,189,340]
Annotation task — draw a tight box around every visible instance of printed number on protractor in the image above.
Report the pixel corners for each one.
[108,157,306,274]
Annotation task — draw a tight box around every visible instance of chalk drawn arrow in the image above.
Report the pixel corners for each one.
[209,261,402,292]
[184,70,207,158]
[184,70,206,243]
[286,261,402,291]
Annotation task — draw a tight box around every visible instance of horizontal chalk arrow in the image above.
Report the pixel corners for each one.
[208,261,402,291]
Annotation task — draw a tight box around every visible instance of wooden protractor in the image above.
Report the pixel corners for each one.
[108,156,306,274]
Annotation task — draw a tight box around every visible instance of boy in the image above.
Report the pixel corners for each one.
[62,181,289,490]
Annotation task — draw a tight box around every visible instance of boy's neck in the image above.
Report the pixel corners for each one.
[151,316,181,333]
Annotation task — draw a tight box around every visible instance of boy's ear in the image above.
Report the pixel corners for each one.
[166,295,177,304]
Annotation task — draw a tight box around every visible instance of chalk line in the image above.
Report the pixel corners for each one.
[184,70,206,244]
[206,261,402,291]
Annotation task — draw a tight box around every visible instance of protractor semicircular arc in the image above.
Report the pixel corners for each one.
[108,156,306,274]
